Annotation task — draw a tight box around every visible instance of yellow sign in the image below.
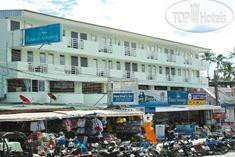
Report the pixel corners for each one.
[187,100,206,105]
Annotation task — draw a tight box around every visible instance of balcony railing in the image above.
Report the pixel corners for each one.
[184,77,191,82]
[64,66,81,75]
[166,75,175,81]
[96,69,109,77]
[146,74,157,80]
[28,63,48,73]
[124,47,136,57]
[67,38,84,49]
[123,71,135,78]
[147,52,158,60]
[98,43,112,53]
[166,55,176,62]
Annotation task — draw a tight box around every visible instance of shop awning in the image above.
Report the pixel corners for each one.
[0,109,144,122]
[155,105,221,112]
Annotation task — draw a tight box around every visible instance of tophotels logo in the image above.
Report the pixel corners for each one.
[165,0,234,33]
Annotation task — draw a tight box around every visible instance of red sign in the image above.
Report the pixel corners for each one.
[212,113,226,119]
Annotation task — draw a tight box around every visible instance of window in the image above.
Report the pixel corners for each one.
[154,86,167,90]
[124,41,129,47]
[91,34,97,41]
[166,67,170,75]
[60,55,65,65]
[164,48,169,54]
[159,66,162,74]
[32,80,38,92]
[131,42,137,49]
[50,81,74,93]
[10,20,20,31]
[107,38,112,46]
[80,57,88,67]
[27,51,33,63]
[39,80,45,91]
[141,64,145,72]
[48,54,54,64]
[108,60,113,69]
[195,54,199,59]
[138,85,149,90]
[171,68,176,75]
[40,53,46,63]
[117,40,121,46]
[63,30,66,36]
[7,79,31,92]
[116,61,121,70]
[82,82,103,94]
[196,71,200,77]
[178,69,181,76]
[132,63,138,72]
[170,49,174,55]
[11,49,21,61]
[140,44,144,50]
[80,33,87,40]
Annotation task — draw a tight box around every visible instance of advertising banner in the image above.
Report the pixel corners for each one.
[212,113,227,119]
[112,79,138,105]
[167,91,188,105]
[24,23,62,46]
[188,92,206,105]
[155,124,165,139]
[112,93,134,102]
[138,90,168,106]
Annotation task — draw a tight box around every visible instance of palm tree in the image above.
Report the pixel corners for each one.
[215,54,226,69]
[229,51,235,59]
[200,52,216,80]
[222,61,234,80]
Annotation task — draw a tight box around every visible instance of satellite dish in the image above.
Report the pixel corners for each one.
[19,95,31,103]
[47,92,57,100]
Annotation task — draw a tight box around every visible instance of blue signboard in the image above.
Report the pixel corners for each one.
[168,91,188,105]
[113,93,134,102]
[176,125,195,134]
[145,107,156,113]
[188,93,206,100]
[137,90,168,107]
[24,23,61,46]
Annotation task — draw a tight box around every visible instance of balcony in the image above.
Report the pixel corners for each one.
[67,38,84,49]
[166,55,176,63]
[98,43,112,53]
[124,47,136,57]
[184,77,191,82]
[146,74,157,80]
[96,69,109,77]
[123,71,135,79]
[28,63,48,73]
[147,52,158,60]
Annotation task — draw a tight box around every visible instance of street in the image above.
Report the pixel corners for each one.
[207,151,235,157]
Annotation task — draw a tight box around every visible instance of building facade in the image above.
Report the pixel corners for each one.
[0,10,209,105]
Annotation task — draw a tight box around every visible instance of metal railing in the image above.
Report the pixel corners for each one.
[96,69,109,77]
[124,47,136,57]
[64,66,81,75]
[68,38,84,49]
[28,63,48,73]
[146,74,157,80]
[98,43,112,53]
[123,71,135,78]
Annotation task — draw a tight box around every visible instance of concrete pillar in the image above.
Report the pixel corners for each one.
[74,82,82,93]
[167,86,171,91]
[184,87,187,91]
[150,85,154,90]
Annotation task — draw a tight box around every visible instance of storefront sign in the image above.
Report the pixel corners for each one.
[187,93,206,105]
[145,107,156,113]
[188,100,206,105]
[212,113,227,119]
[138,90,168,106]
[112,93,134,102]
[113,79,138,92]
[188,93,206,100]
[168,91,188,105]
[155,124,165,139]
[24,23,62,46]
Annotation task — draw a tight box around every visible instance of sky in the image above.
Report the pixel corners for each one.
[0,0,234,73]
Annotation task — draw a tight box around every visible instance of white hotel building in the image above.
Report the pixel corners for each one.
[0,10,209,105]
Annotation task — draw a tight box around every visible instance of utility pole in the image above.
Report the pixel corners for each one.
[214,70,219,106]
[107,76,113,107]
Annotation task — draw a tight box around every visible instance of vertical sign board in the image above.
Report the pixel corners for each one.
[112,79,138,105]
[155,124,165,140]
[24,23,62,46]
[167,91,188,105]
